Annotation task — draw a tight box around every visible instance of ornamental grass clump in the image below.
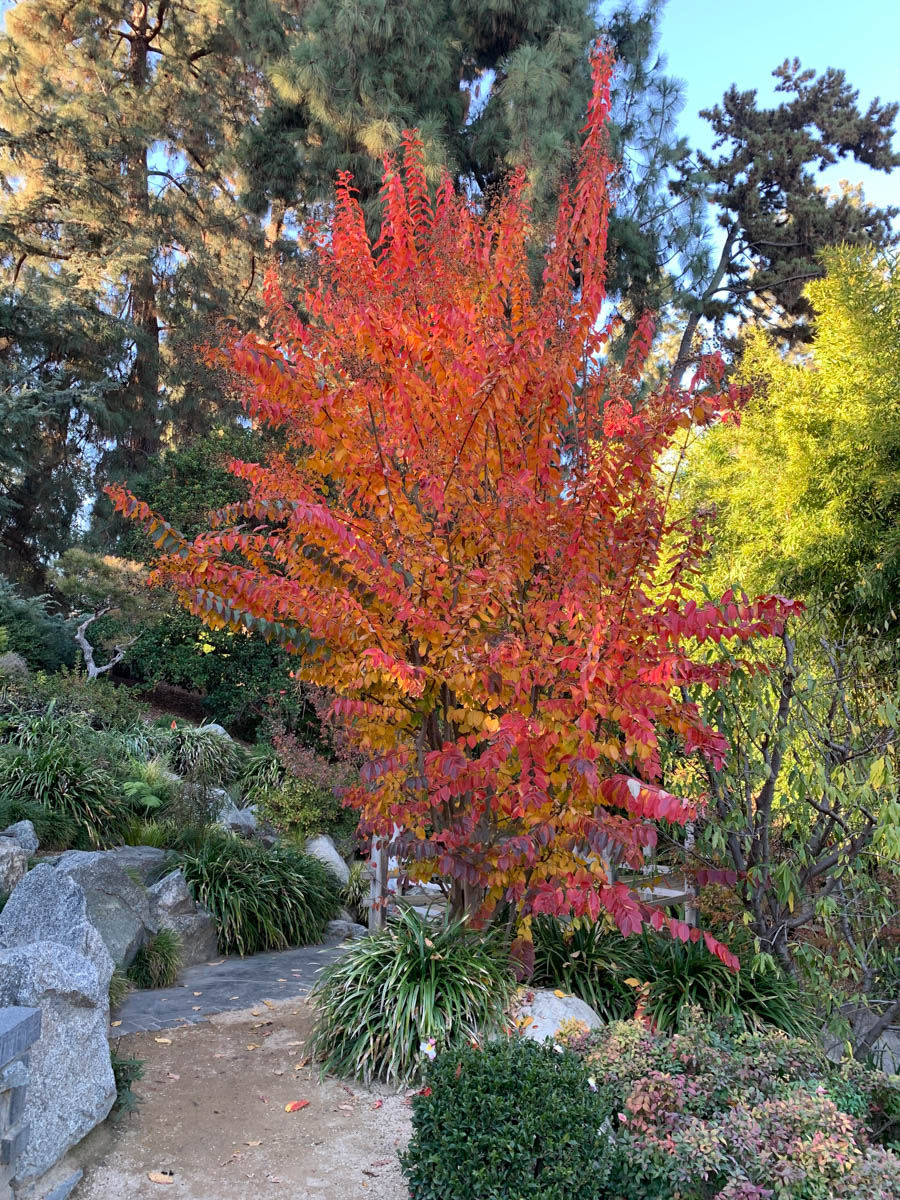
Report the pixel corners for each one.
[127,928,182,989]
[400,1037,615,1200]
[178,833,341,955]
[310,907,515,1084]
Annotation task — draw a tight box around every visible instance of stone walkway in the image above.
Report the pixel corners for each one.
[112,936,351,1035]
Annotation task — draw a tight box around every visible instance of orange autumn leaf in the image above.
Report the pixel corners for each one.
[284,1101,310,1113]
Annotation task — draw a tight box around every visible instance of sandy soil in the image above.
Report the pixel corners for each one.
[73,998,411,1200]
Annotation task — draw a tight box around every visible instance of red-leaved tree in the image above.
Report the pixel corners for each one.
[109,47,798,967]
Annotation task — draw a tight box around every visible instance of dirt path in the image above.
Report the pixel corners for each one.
[73,998,411,1200]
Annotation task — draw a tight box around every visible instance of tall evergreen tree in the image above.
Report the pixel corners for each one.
[0,0,289,584]
[672,59,900,378]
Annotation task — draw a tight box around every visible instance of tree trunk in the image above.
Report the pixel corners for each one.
[122,12,160,473]
[671,224,738,387]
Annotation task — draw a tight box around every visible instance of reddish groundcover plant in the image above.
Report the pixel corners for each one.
[109,47,797,963]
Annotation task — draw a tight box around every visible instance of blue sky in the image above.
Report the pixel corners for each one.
[659,0,900,210]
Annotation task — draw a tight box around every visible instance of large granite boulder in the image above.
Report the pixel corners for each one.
[103,844,171,886]
[0,839,28,894]
[0,942,116,1184]
[0,867,113,995]
[324,918,367,941]
[304,834,349,885]
[148,870,218,967]
[0,819,39,855]
[512,988,603,1044]
[53,850,156,968]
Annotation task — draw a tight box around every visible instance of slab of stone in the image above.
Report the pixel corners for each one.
[216,801,258,837]
[112,938,352,1034]
[0,943,115,1184]
[0,1008,40,1070]
[0,867,113,995]
[53,851,156,968]
[147,870,218,967]
[304,834,349,884]
[0,842,28,895]
[324,919,367,941]
[0,822,39,856]
[103,845,170,886]
[513,988,603,1043]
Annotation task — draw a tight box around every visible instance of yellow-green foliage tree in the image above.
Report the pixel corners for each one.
[680,248,900,630]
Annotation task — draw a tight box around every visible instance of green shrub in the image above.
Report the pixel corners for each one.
[0,796,77,850]
[254,776,359,855]
[240,742,285,797]
[533,917,813,1036]
[178,834,341,956]
[0,739,122,848]
[109,968,133,1010]
[559,1010,900,1199]
[127,928,182,989]
[400,1038,615,1200]
[342,859,369,924]
[310,908,515,1085]
[0,578,74,672]
[110,1051,144,1119]
[167,722,243,790]
[533,915,643,1021]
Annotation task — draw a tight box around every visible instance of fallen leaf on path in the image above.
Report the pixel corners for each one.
[553,989,568,998]
[167,1073,180,1081]
[277,977,287,982]
[371,1100,383,1110]
[286,1040,303,1047]
[262,999,276,1009]
[341,1085,355,1096]
[339,1104,353,1111]
[371,1159,391,1166]
[154,1038,172,1045]
[258,1095,269,1103]
[245,1140,262,1147]
[252,1021,271,1029]
[207,959,225,965]
[284,1100,310,1112]
[110,1021,122,1028]
[246,1044,259,1051]
[148,1170,174,1184]
[191,1006,201,1011]
[193,991,202,996]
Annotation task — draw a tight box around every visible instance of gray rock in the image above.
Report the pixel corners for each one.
[201,722,232,740]
[0,942,115,1183]
[0,839,28,894]
[216,801,258,837]
[513,988,603,1043]
[324,918,367,941]
[0,819,39,855]
[148,870,219,967]
[103,844,171,886]
[304,834,349,885]
[53,850,156,967]
[0,650,28,679]
[0,867,114,994]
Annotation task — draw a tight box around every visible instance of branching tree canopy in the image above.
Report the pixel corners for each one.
[111,49,798,958]
[679,248,900,633]
[0,0,289,584]
[672,59,900,377]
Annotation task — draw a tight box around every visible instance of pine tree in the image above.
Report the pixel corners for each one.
[671,59,900,378]
[0,0,288,583]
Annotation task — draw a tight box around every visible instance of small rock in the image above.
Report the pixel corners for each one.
[0,838,28,893]
[201,722,232,740]
[148,870,219,967]
[54,850,156,967]
[217,801,258,837]
[0,649,28,678]
[305,834,349,885]
[512,988,603,1043]
[0,866,114,994]
[0,818,39,855]
[324,919,367,941]
[0,942,115,1184]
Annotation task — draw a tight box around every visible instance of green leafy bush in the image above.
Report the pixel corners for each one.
[127,928,182,989]
[400,1038,615,1200]
[533,918,813,1035]
[559,1010,900,1199]
[110,1051,144,1119]
[178,834,341,955]
[0,577,74,672]
[254,776,358,854]
[310,908,515,1085]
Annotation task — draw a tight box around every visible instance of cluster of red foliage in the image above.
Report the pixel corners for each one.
[109,47,798,965]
